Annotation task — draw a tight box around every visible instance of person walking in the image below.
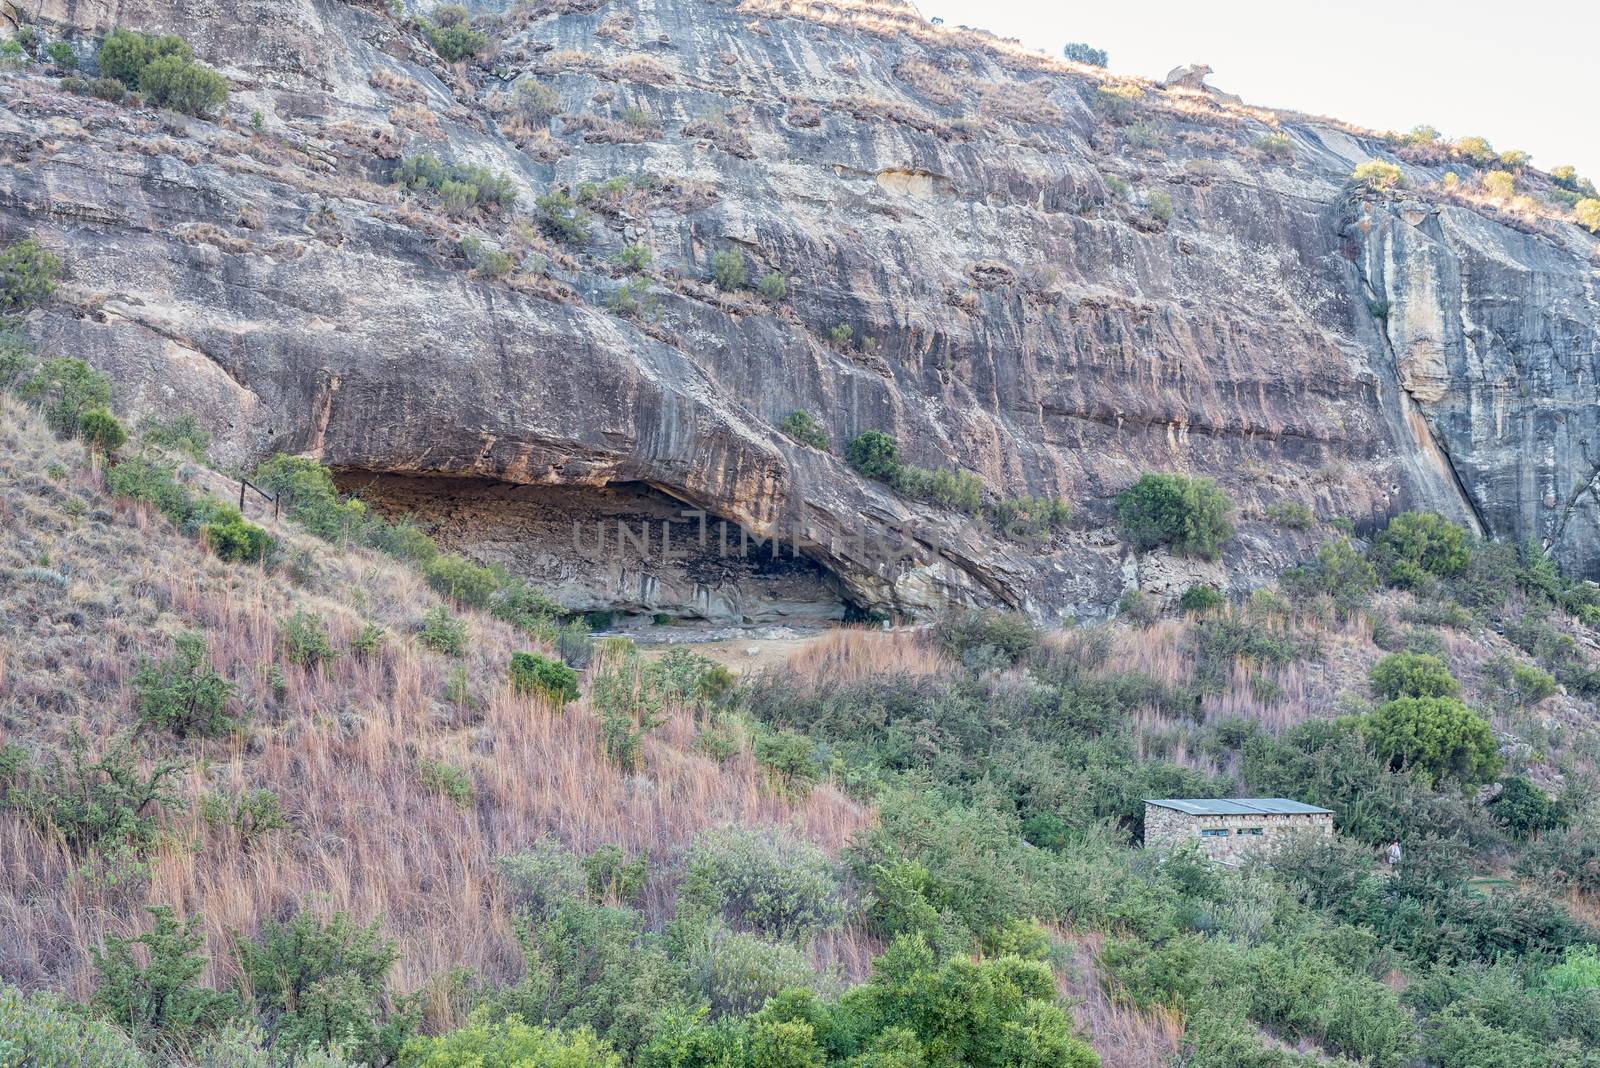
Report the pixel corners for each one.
[1386,840,1402,868]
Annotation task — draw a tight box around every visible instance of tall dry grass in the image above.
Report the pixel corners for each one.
[1060,931,1184,1068]
[0,399,870,1015]
[782,626,951,690]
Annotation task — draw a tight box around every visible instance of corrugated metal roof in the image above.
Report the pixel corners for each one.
[1144,798,1333,816]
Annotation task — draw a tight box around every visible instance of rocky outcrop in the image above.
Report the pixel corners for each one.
[3,0,1596,621]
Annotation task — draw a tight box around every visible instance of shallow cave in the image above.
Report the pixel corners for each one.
[336,472,851,626]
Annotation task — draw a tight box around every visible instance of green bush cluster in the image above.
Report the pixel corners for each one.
[1115,472,1235,560]
[535,189,593,243]
[780,410,830,451]
[97,29,228,117]
[422,4,489,62]
[395,155,517,211]
[133,631,240,738]
[1351,161,1405,189]
[1,236,60,310]
[509,650,580,704]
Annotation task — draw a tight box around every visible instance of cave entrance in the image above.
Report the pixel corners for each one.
[336,473,850,628]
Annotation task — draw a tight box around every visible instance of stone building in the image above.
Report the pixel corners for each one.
[1144,798,1333,864]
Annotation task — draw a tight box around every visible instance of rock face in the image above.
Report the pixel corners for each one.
[3,0,1597,620]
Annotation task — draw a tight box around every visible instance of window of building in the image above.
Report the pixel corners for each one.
[1241,827,1265,836]
[1199,828,1229,837]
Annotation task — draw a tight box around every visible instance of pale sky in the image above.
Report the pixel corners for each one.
[927,0,1600,183]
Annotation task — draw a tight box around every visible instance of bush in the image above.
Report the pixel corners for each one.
[0,984,148,1067]
[535,189,592,243]
[425,16,489,62]
[1280,537,1377,619]
[89,75,128,102]
[828,323,854,349]
[1371,512,1470,586]
[253,455,362,541]
[106,456,194,525]
[1,236,61,310]
[1352,161,1405,189]
[198,788,286,848]
[201,506,270,564]
[1364,696,1500,786]
[1576,198,1600,233]
[1369,652,1460,700]
[1115,473,1235,559]
[98,29,189,85]
[418,605,468,657]
[1180,584,1225,613]
[934,609,1041,668]
[1489,776,1559,840]
[988,496,1071,541]
[1062,42,1108,66]
[683,827,845,942]
[846,431,899,480]
[134,632,239,738]
[509,651,580,705]
[280,611,336,669]
[511,79,561,122]
[90,905,237,1053]
[497,837,586,918]
[137,414,209,459]
[418,758,474,807]
[753,729,820,794]
[403,1010,620,1068]
[891,464,984,515]
[80,407,128,455]
[20,357,110,436]
[3,733,181,853]
[758,271,788,300]
[1254,132,1294,160]
[710,248,747,291]
[395,155,517,211]
[138,53,228,117]
[1144,188,1173,222]
[47,41,77,68]
[616,242,652,272]
[235,910,413,1064]
[423,553,499,608]
[780,411,829,451]
[685,926,820,1018]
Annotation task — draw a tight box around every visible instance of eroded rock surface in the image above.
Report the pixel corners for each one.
[4,0,1597,619]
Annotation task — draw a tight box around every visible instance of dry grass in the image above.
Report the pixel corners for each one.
[0,398,870,1012]
[1061,931,1184,1067]
[781,626,951,689]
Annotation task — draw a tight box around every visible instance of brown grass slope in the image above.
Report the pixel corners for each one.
[0,396,868,1024]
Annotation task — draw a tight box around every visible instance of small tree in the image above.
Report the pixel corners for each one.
[1369,651,1460,700]
[509,651,580,705]
[1371,511,1470,587]
[1114,473,1235,560]
[1062,42,1108,67]
[1364,696,1500,786]
[780,411,829,451]
[80,407,128,457]
[1351,161,1404,189]
[1489,776,1559,840]
[711,248,747,291]
[0,236,61,310]
[19,357,110,436]
[846,431,899,480]
[91,905,237,1053]
[134,632,239,738]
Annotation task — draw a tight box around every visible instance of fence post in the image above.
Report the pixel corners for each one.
[238,478,247,513]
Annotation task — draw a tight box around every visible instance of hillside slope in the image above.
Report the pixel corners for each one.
[3,0,1598,623]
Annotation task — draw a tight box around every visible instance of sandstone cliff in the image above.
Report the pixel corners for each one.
[4,0,1597,621]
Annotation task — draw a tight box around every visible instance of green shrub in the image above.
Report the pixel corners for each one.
[134,632,239,738]
[1265,501,1314,529]
[137,414,209,459]
[80,407,128,455]
[418,758,474,808]
[828,323,854,349]
[1180,584,1225,613]
[1576,198,1600,233]
[511,78,561,122]
[106,456,194,525]
[1144,188,1173,222]
[235,910,414,1064]
[280,611,336,669]
[402,1010,620,1068]
[934,609,1041,668]
[685,926,820,1018]
[846,431,899,480]
[418,605,469,657]
[0,327,36,389]
[90,905,237,1053]
[582,843,649,907]
[423,553,500,608]
[710,248,747,291]
[1254,132,1293,160]
[497,837,586,918]
[1280,537,1376,619]
[535,189,592,243]
[1489,776,1559,840]
[683,827,845,942]
[753,729,820,794]
[201,505,270,564]
[1,236,61,310]
[46,41,77,69]
[425,8,489,62]
[252,455,362,541]
[988,496,1071,541]
[607,278,657,320]
[1352,161,1405,189]
[138,53,228,117]
[509,651,580,704]
[1371,511,1470,587]
[891,464,984,515]
[1062,42,1107,66]
[780,411,830,451]
[88,75,128,102]
[1125,121,1166,150]
[197,788,286,848]
[20,357,111,437]
[395,155,517,210]
[758,271,788,300]
[1115,473,1235,559]
[1508,662,1557,705]
[2,733,181,853]
[1364,696,1500,786]
[0,984,148,1067]
[616,241,652,272]
[1369,652,1460,700]
[97,28,191,87]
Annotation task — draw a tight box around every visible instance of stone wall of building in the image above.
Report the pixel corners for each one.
[1144,805,1333,864]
